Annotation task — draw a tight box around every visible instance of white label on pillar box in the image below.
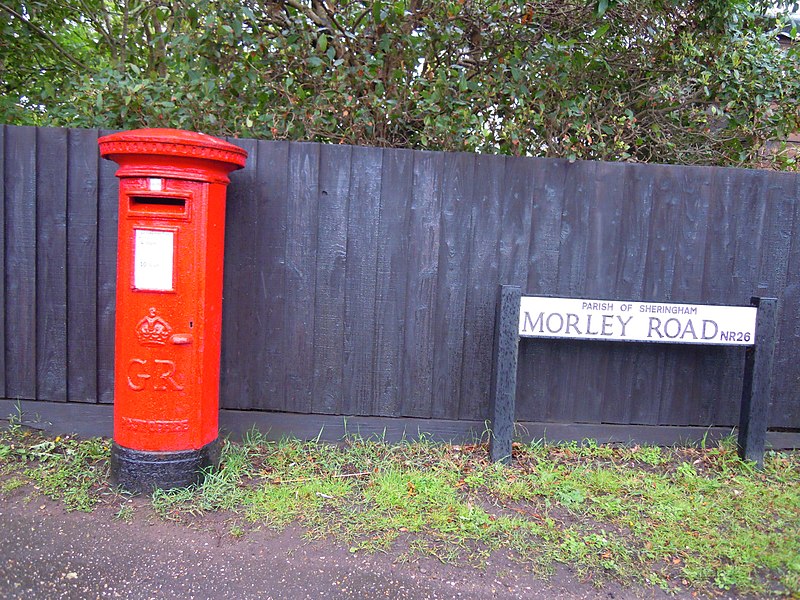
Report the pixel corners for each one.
[133,229,174,291]
[518,296,757,346]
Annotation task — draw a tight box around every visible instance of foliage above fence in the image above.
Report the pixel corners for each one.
[1,1,799,169]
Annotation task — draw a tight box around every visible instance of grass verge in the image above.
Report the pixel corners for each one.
[1,421,798,597]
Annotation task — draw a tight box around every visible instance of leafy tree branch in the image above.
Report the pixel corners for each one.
[0,1,88,70]
[0,0,797,169]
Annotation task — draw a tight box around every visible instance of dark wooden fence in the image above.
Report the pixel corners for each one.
[2,125,799,435]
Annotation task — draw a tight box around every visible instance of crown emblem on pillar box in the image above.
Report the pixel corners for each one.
[136,308,173,346]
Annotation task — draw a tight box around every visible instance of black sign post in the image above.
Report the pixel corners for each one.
[489,285,522,464]
[489,286,778,467]
[737,297,778,468]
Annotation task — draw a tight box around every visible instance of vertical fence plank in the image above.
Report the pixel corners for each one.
[642,165,680,300]
[669,167,716,425]
[566,161,629,424]
[711,169,773,426]
[526,159,566,294]
[497,156,535,287]
[594,163,639,425]
[652,165,713,426]
[373,148,413,417]
[645,165,689,426]
[459,153,504,421]
[538,161,598,423]
[431,152,475,419]
[516,158,567,423]
[573,161,623,423]
[5,126,37,400]
[696,168,741,425]
[624,166,667,425]
[221,138,259,410]
[583,162,624,298]
[756,175,795,294]
[96,130,119,404]
[312,144,351,415]
[571,161,612,423]
[670,168,711,300]
[498,156,536,420]
[616,165,664,423]
[35,128,68,402]
[343,147,383,416]
[754,174,796,428]
[251,140,290,412]
[0,125,5,398]
[721,169,780,426]
[284,142,320,414]
[773,174,800,427]
[555,162,593,295]
[400,150,444,418]
[702,168,737,303]
[732,171,768,292]
[615,164,651,296]
[67,129,99,403]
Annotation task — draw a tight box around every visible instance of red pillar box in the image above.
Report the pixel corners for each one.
[98,129,247,492]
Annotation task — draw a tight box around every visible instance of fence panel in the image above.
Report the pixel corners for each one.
[1,125,798,431]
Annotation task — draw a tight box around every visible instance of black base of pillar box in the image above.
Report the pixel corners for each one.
[110,439,220,494]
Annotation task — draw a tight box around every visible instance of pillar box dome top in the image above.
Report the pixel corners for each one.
[98,128,248,184]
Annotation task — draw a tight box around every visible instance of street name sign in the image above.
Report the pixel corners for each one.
[518,296,757,346]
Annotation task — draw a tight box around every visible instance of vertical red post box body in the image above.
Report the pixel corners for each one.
[98,129,247,492]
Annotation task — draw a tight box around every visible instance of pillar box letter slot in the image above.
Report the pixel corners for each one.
[98,129,247,493]
[129,196,188,218]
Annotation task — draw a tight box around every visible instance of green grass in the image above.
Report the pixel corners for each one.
[1,421,798,597]
[0,415,112,511]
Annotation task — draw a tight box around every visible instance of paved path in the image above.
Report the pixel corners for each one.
[0,494,685,600]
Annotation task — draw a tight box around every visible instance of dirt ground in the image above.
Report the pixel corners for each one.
[0,488,731,600]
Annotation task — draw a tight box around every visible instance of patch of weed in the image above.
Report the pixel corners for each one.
[0,423,111,511]
[0,476,26,494]
[114,503,135,523]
